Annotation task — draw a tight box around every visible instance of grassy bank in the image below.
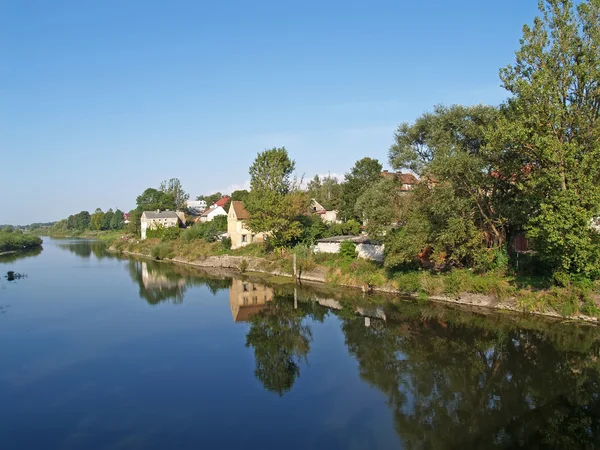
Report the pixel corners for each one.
[108,235,600,320]
[47,229,127,242]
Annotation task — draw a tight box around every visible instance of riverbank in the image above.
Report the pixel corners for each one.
[46,230,126,241]
[0,230,43,253]
[108,237,600,323]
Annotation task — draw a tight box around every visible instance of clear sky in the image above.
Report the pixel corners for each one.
[0,0,541,225]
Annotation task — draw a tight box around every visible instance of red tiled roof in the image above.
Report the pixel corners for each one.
[214,196,231,208]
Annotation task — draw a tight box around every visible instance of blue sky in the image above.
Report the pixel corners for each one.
[0,0,540,225]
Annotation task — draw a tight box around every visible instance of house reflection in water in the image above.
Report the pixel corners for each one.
[139,262,187,304]
[229,279,274,322]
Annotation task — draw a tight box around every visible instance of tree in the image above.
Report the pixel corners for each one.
[160,178,189,211]
[102,208,114,231]
[245,147,307,247]
[339,157,383,221]
[136,188,176,212]
[110,209,125,230]
[387,104,504,270]
[127,209,141,236]
[307,174,342,211]
[490,0,600,277]
[355,177,406,238]
[231,190,250,202]
[90,208,105,231]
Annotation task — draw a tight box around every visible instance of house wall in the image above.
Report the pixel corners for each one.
[314,242,341,254]
[356,243,384,262]
[141,217,179,240]
[314,241,384,262]
[320,210,339,224]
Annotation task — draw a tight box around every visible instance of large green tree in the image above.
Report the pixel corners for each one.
[490,0,600,277]
[160,178,189,211]
[245,147,307,247]
[90,208,105,231]
[339,157,383,221]
[136,188,176,212]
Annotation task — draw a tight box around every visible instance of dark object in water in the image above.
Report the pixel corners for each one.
[5,271,26,282]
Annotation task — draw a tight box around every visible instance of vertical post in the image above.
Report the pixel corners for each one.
[294,286,298,310]
[293,253,297,280]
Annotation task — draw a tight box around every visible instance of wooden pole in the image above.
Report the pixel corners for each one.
[293,253,297,280]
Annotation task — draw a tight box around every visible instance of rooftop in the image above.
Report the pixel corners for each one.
[142,211,180,220]
[230,201,249,219]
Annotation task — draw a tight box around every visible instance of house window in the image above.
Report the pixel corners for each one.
[243,296,249,305]
[241,235,247,243]
[252,284,257,291]
[252,296,258,304]
[243,283,248,292]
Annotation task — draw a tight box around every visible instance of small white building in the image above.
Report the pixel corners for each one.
[314,235,384,262]
[198,206,228,223]
[140,210,181,239]
[310,199,340,224]
[187,200,207,215]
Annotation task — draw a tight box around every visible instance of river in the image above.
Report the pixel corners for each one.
[1,238,599,449]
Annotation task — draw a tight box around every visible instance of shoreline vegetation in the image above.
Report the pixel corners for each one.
[106,235,600,324]
[0,228,43,254]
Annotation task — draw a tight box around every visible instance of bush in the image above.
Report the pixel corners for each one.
[339,241,357,259]
[240,259,248,272]
[221,237,232,250]
[151,243,171,260]
[183,218,226,243]
[0,230,42,252]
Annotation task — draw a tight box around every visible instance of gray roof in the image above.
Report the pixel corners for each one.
[142,211,180,220]
[316,235,375,244]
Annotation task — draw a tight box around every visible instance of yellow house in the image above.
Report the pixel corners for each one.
[227,201,265,249]
[229,279,274,322]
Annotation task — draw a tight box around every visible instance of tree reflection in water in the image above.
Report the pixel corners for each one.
[340,302,600,449]
[245,291,327,396]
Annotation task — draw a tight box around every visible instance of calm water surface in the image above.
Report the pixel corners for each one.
[1,238,600,449]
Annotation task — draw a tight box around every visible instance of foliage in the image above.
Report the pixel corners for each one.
[151,242,172,260]
[0,229,43,252]
[489,0,600,277]
[307,174,342,211]
[245,147,308,248]
[355,177,406,237]
[136,188,176,212]
[183,216,227,243]
[339,157,383,221]
[339,240,357,259]
[159,178,189,210]
[146,224,181,241]
[387,104,503,271]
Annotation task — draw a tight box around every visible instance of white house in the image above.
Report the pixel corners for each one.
[186,200,207,215]
[140,210,181,239]
[314,235,384,262]
[310,199,340,224]
[198,205,228,223]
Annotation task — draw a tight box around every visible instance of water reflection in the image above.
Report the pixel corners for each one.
[53,239,600,447]
[57,239,107,259]
[0,246,42,264]
[229,279,273,322]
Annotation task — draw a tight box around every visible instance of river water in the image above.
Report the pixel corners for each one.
[1,238,599,449]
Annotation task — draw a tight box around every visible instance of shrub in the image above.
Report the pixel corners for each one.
[394,271,421,294]
[240,259,249,273]
[339,241,357,259]
[221,237,232,250]
[151,243,171,260]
